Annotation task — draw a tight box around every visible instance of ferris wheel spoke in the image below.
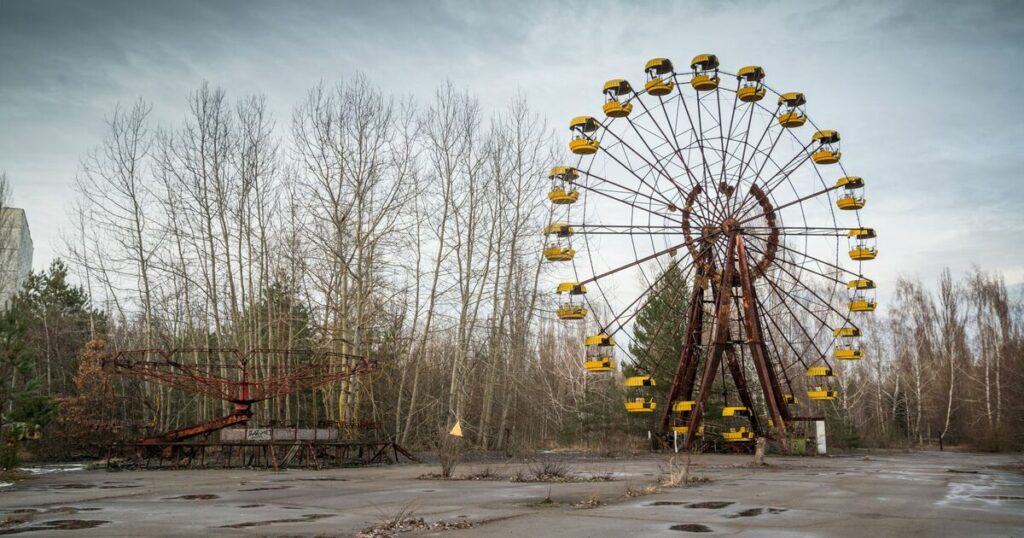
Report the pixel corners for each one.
[597,125,689,207]
[751,266,832,363]
[745,293,805,397]
[745,240,859,330]
[731,139,815,219]
[675,84,732,225]
[576,174,683,224]
[742,226,860,237]
[620,115,693,201]
[715,80,743,189]
[736,182,840,227]
[726,102,782,216]
[578,228,719,286]
[598,247,702,336]
[762,239,864,280]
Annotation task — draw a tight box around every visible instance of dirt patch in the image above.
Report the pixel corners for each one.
[669,523,713,532]
[219,513,334,528]
[0,519,108,534]
[687,501,734,509]
[166,494,220,500]
[356,516,475,537]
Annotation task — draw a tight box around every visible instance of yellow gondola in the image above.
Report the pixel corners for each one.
[671,425,705,435]
[543,245,574,261]
[556,305,587,320]
[836,176,864,189]
[584,357,616,372]
[848,228,876,240]
[848,278,875,290]
[777,92,807,128]
[544,223,573,237]
[808,387,838,400]
[569,116,600,155]
[736,65,766,102]
[833,326,862,338]
[585,333,615,347]
[548,186,579,205]
[602,79,634,118]
[783,393,798,405]
[644,57,675,96]
[850,246,878,261]
[806,366,833,377]
[722,406,750,417]
[811,130,841,164]
[672,400,695,412]
[689,53,720,91]
[837,194,866,210]
[850,298,877,312]
[834,346,864,360]
[548,165,579,182]
[624,375,656,387]
[723,427,755,442]
[625,397,656,413]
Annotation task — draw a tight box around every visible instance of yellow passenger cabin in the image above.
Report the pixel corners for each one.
[671,425,705,436]
[850,245,878,261]
[625,397,656,413]
[602,79,634,118]
[811,129,841,165]
[585,333,615,347]
[808,387,838,400]
[848,278,875,290]
[544,223,573,237]
[722,406,750,417]
[837,194,866,210]
[835,176,866,210]
[723,427,755,442]
[548,186,579,205]
[556,305,587,320]
[644,57,675,96]
[848,228,876,240]
[834,345,864,360]
[850,297,877,312]
[548,165,579,183]
[583,357,616,372]
[544,245,574,262]
[624,375,656,387]
[672,400,695,412]
[783,393,798,405]
[689,53,720,91]
[736,65,766,102]
[568,116,601,155]
[806,366,834,378]
[777,92,807,128]
[833,326,862,338]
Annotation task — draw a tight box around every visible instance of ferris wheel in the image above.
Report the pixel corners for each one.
[544,54,877,448]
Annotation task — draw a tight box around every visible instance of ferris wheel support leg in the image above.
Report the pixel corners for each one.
[657,283,707,437]
[736,236,790,451]
[723,343,763,436]
[682,237,738,451]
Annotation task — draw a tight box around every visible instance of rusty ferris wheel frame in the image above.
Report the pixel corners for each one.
[546,54,877,449]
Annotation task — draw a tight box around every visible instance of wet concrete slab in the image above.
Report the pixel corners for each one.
[0,451,1020,536]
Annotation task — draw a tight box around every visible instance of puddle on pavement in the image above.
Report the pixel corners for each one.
[239,485,293,492]
[972,495,1024,500]
[49,484,93,490]
[687,501,734,509]
[166,494,220,500]
[669,523,713,532]
[238,504,263,508]
[726,507,787,518]
[282,477,347,482]
[0,519,108,535]
[218,513,333,528]
[649,501,686,506]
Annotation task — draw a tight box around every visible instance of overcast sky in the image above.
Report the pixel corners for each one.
[2,0,1023,301]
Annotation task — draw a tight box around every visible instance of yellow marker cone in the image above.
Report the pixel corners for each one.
[449,420,463,437]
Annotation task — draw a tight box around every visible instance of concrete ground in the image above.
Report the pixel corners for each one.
[1,451,1022,537]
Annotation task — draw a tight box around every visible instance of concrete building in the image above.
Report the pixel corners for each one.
[0,208,32,309]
